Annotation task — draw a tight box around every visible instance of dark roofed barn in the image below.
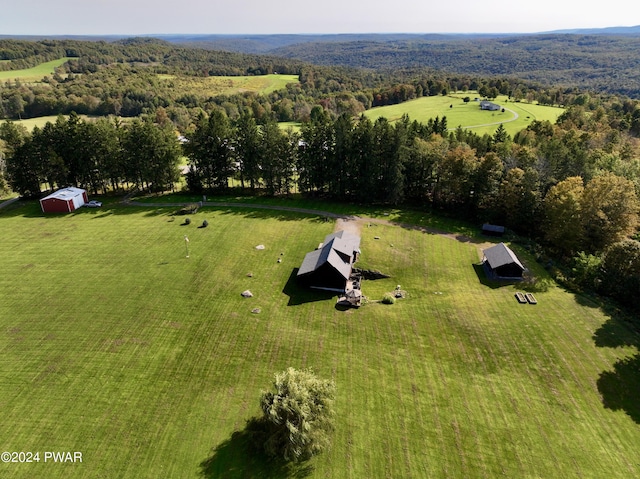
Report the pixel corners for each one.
[482,242,525,280]
[297,230,361,293]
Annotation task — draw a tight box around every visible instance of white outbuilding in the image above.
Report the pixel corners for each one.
[40,187,88,213]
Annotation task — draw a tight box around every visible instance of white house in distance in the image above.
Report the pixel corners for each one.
[40,187,88,213]
[480,100,501,111]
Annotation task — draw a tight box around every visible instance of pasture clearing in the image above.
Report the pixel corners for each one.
[364,93,564,137]
[5,115,133,132]
[5,116,82,132]
[158,73,299,96]
[0,199,638,478]
[0,58,72,82]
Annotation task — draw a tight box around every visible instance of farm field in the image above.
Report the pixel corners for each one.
[6,115,103,132]
[364,93,565,137]
[158,73,299,96]
[5,115,140,133]
[0,58,72,82]
[0,199,639,478]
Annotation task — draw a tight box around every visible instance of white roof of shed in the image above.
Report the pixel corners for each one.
[40,187,86,201]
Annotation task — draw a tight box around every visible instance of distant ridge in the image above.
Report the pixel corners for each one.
[544,25,640,35]
[1,26,638,53]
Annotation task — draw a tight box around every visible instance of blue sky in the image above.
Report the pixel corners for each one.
[2,0,638,35]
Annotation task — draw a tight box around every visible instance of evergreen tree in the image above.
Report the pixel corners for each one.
[233,112,261,190]
[543,176,585,256]
[260,119,294,195]
[184,110,234,192]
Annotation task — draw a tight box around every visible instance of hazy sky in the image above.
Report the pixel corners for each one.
[2,0,638,36]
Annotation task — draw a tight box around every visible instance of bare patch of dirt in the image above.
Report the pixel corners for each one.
[335,216,364,236]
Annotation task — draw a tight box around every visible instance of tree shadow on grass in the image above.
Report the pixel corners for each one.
[199,419,313,479]
[282,268,336,306]
[594,305,640,423]
[596,354,640,424]
[593,313,640,349]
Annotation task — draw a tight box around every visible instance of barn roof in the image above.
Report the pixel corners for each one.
[324,230,360,255]
[297,230,360,281]
[41,187,86,201]
[482,243,525,271]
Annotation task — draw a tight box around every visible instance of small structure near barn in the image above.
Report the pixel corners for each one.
[337,288,363,308]
[480,101,501,111]
[40,187,88,213]
[482,223,505,237]
[297,230,361,293]
[482,242,526,280]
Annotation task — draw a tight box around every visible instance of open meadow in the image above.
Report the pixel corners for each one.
[364,93,565,137]
[0,58,72,82]
[0,198,638,478]
[157,73,299,96]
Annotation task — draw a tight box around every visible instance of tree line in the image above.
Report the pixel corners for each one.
[1,112,181,197]
[1,101,639,309]
[3,103,637,243]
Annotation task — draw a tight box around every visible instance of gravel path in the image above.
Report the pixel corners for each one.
[0,197,20,210]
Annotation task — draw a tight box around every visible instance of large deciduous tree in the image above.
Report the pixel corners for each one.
[580,172,639,253]
[433,143,478,210]
[543,176,585,256]
[259,368,336,463]
[495,167,542,235]
[599,240,640,310]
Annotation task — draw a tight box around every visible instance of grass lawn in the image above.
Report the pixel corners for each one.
[0,199,638,478]
[0,58,72,82]
[278,121,302,133]
[364,93,564,137]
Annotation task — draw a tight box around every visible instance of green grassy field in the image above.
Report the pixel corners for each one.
[277,121,302,133]
[5,116,70,131]
[158,73,299,96]
[0,58,72,82]
[1,199,638,478]
[364,93,564,137]
[5,115,121,132]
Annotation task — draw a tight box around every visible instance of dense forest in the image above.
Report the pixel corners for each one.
[264,34,640,99]
[151,32,640,98]
[1,37,639,128]
[1,36,640,311]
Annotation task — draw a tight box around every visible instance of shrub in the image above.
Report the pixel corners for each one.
[202,220,208,227]
[184,217,191,225]
[381,293,396,304]
[177,203,199,215]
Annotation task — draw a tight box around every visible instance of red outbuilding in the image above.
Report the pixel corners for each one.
[39,187,88,213]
